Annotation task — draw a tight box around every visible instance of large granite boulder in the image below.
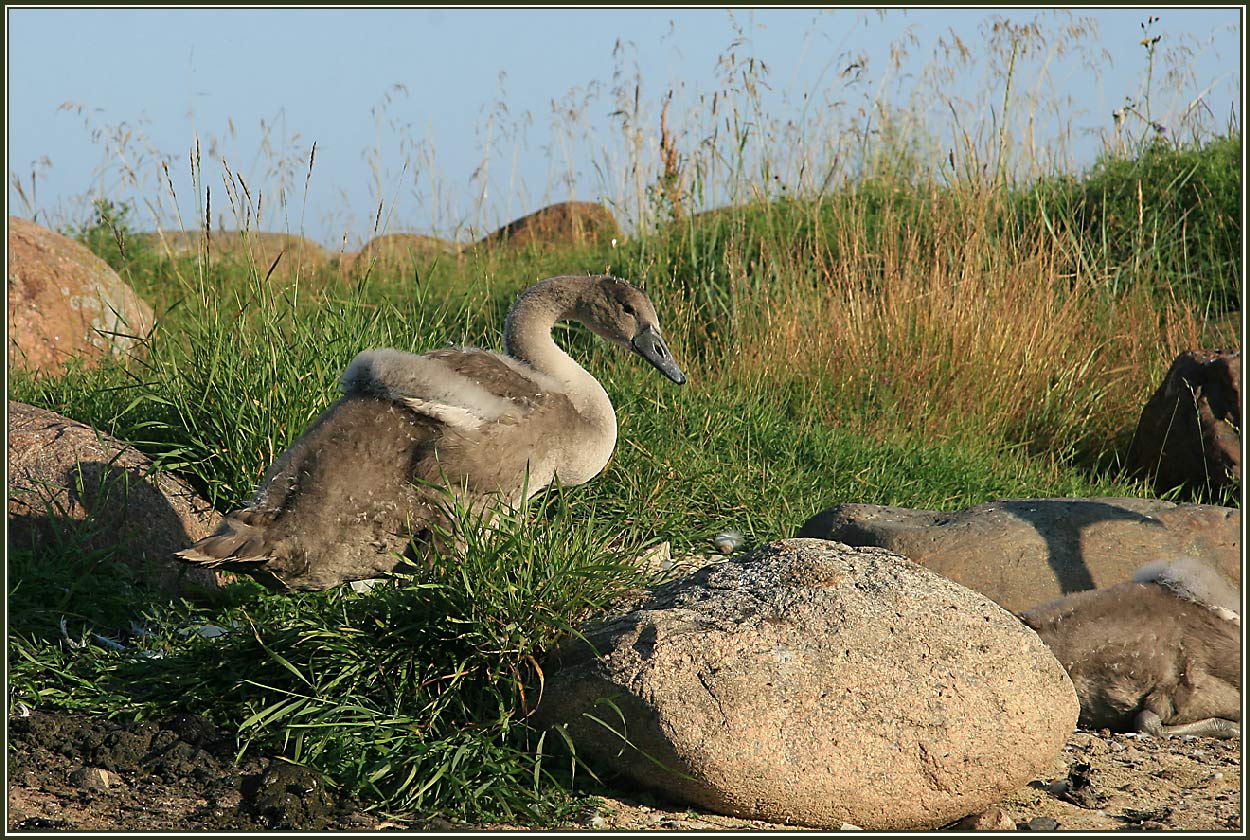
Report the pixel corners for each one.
[1125,349,1241,496]
[797,498,1240,613]
[476,201,620,251]
[136,230,328,278]
[536,539,1078,830]
[8,216,155,376]
[338,232,461,278]
[7,401,225,596]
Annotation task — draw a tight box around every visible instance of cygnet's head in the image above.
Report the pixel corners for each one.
[575,276,687,384]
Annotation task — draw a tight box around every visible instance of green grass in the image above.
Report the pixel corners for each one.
[8,485,644,822]
[1026,133,1242,314]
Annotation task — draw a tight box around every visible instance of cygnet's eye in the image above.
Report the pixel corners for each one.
[622,302,637,316]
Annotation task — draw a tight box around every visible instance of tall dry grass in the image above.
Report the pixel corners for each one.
[698,180,1233,462]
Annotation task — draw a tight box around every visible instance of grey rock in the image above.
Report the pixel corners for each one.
[536,538,1078,830]
[1125,349,1240,496]
[7,401,226,596]
[797,498,1240,612]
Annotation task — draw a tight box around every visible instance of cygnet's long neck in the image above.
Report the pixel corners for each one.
[503,277,615,424]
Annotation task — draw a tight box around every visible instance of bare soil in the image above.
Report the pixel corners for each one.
[6,709,1240,832]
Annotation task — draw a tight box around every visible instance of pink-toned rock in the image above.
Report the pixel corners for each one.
[950,806,1017,831]
[136,229,329,279]
[7,401,226,596]
[339,232,461,277]
[797,498,1240,613]
[476,201,621,251]
[7,216,155,376]
[1125,349,1241,495]
[536,539,1078,830]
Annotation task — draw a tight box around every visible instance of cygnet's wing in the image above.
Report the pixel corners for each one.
[1133,557,1241,623]
[178,395,448,591]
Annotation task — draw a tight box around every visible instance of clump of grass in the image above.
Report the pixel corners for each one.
[598,128,1238,474]
[8,484,646,823]
[62,196,155,272]
[735,181,1213,458]
[1031,133,1242,314]
[208,485,644,822]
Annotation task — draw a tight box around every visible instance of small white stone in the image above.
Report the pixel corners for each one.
[712,530,744,555]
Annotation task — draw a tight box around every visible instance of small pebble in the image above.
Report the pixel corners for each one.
[69,767,123,790]
[951,807,1015,831]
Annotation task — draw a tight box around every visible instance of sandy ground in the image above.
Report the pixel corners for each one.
[6,709,1241,832]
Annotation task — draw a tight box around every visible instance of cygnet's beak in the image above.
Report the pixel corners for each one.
[631,324,686,384]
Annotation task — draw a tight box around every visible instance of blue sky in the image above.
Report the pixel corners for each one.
[6,7,1243,247]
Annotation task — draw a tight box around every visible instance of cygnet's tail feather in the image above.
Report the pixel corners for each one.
[177,514,276,568]
[1134,557,1241,624]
